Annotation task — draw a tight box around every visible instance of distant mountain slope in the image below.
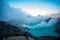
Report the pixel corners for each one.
[50,12,60,18]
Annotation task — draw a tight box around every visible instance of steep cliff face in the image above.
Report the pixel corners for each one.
[54,18,60,34]
[0,21,21,36]
[0,21,32,40]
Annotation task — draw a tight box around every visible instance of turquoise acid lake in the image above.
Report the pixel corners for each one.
[28,18,60,37]
[29,25,59,37]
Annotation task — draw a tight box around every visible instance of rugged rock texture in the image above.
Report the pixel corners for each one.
[54,18,60,34]
[0,21,32,40]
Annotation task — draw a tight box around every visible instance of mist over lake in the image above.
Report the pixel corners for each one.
[0,0,60,40]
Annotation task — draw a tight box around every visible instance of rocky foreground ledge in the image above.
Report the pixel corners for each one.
[3,36,34,40]
[2,36,60,40]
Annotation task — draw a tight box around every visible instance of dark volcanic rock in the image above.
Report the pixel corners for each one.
[0,21,33,40]
[34,36,60,40]
[54,18,60,34]
[44,17,52,23]
[0,21,22,37]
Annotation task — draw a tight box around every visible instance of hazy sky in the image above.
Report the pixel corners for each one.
[7,0,60,16]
